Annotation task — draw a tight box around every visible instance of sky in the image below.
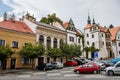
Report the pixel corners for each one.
[0,0,120,32]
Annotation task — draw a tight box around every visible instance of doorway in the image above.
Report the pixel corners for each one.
[10,58,16,69]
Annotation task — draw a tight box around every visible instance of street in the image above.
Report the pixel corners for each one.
[0,67,120,80]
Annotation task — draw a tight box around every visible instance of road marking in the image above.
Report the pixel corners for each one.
[47,73,61,76]
[61,70,73,73]
[47,70,58,72]
[83,74,106,78]
[17,75,31,77]
[64,74,80,77]
[33,72,46,75]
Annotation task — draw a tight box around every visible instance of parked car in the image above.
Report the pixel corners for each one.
[36,63,53,71]
[109,57,120,64]
[105,61,120,76]
[64,60,78,66]
[74,62,100,74]
[75,58,89,65]
[94,61,106,70]
[52,62,63,69]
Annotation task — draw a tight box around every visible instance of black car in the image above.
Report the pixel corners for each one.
[36,63,53,71]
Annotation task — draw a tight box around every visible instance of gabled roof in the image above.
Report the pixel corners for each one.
[0,20,34,34]
[110,26,120,41]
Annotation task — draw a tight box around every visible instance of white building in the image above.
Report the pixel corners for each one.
[84,15,113,59]
[63,18,83,46]
[110,26,120,57]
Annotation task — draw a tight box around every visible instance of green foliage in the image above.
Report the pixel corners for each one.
[61,43,82,60]
[19,43,45,59]
[40,13,63,25]
[0,45,14,60]
[47,48,63,58]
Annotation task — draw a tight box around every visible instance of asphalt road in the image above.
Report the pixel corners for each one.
[0,67,120,80]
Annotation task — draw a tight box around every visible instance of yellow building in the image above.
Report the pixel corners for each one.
[0,13,36,69]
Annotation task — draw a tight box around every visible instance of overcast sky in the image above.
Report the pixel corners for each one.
[0,0,120,32]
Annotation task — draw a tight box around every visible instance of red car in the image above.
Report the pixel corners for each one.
[64,60,78,66]
[74,63,100,74]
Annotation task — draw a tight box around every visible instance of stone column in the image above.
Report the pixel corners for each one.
[51,37,54,48]
[36,34,39,43]
[44,36,47,50]
[57,39,60,48]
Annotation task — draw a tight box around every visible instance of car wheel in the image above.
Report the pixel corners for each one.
[43,68,46,71]
[108,70,114,76]
[93,70,98,74]
[76,70,80,74]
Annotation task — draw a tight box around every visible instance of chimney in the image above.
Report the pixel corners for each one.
[3,12,7,21]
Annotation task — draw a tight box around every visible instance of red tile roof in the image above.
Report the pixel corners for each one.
[63,22,68,29]
[76,29,81,36]
[110,26,120,41]
[84,24,92,29]
[0,20,34,34]
[99,26,108,32]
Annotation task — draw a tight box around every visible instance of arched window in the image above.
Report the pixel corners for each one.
[47,37,51,49]
[53,38,57,48]
[39,35,44,43]
[60,39,63,49]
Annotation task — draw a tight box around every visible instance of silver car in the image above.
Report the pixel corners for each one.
[52,62,63,69]
[105,61,120,75]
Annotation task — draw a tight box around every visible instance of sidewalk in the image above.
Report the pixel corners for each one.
[1,69,34,74]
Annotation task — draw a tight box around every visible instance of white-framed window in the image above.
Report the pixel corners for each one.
[0,39,5,46]
[12,41,18,48]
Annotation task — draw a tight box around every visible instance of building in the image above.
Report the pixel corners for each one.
[0,12,36,69]
[110,26,120,57]
[63,18,83,46]
[23,13,67,66]
[84,15,113,59]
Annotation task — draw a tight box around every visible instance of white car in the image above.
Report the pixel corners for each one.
[52,62,63,69]
[105,61,120,75]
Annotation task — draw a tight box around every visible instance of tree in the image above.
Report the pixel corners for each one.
[0,45,14,69]
[83,47,90,58]
[47,48,63,62]
[61,43,82,60]
[40,13,63,25]
[19,43,45,69]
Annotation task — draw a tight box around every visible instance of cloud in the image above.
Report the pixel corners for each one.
[1,0,120,31]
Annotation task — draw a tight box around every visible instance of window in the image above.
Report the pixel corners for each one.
[119,43,120,47]
[69,36,74,42]
[0,39,5,46]
[53,38,57,48]
[87,41,89,45]
[78,38,80,43]
[87,34,89,37]
[102,42,104,45]
[12,41,18,48]
[92,42,95,46]
[102,34,103,37]
[92,34,94,38]
[22,58,31,64]
[24,43,29,46]
[39,35,44,43]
